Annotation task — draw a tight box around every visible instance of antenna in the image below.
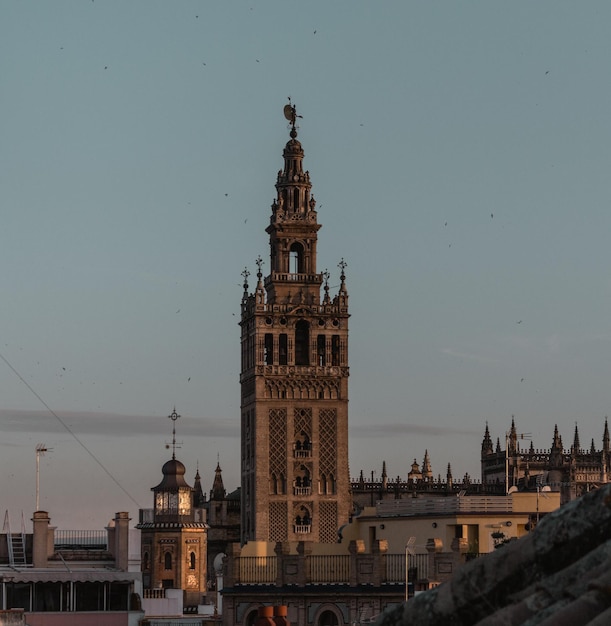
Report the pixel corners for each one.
[35,443,52,511]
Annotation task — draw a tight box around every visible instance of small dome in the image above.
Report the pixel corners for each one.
[162,458,186,477]
[283,138,304,157]
[152,457,192,491]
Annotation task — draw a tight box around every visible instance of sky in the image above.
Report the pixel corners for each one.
[2,1,611,530]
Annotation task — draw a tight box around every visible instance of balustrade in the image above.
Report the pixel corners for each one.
[294,524,311,534]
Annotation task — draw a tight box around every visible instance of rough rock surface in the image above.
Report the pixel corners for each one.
[375,484,611,626]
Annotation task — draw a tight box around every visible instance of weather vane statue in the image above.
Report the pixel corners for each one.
[283,97,303,135]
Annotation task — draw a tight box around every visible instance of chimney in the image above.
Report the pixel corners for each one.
[31,511,51,568]
[112,512,130,571]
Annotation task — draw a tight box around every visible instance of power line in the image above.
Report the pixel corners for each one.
[0,350,141,509]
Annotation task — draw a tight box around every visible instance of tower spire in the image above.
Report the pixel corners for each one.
[265,101,322,306]
[481,421,493,455]
[573,422,581,453]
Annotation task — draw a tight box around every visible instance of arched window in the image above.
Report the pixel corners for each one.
[295,320,310,366]
[189,552,196,570]
[164,552,172,570]
[318,610,339,626]
[246,610,259,626]
[142,551,150,571]
[290,242,304,274]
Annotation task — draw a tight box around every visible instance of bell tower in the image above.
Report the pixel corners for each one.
[240,103,350,543]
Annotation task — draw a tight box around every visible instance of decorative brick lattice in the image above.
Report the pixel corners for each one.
[294,407,312,439]
[269,501,288,542]
[319,409,337,477]
[265,379,340,400]
[269,409,287,479]
[319,501,338,543]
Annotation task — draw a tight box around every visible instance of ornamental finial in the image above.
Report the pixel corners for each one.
[167,408,181,460]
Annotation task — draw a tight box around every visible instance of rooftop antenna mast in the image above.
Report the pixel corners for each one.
[35,443,52,511]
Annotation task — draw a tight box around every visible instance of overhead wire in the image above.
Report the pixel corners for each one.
[0,350,142,509]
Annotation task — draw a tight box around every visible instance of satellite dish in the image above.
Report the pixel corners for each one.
[508,486,518,494]
[541,486,551,492]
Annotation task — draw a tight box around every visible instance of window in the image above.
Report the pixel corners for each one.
[279,334,288,365]
[264,333,273,365]
[317,335,326,366]
[75,582,104,611]
[6,583,31,611]
[108,582,129,611]
[318,610,339,626]
[295,320,310,366]
[190,552,196,570]
[331,335,340,366]
[164,551,172,570]
[290,242,304,273]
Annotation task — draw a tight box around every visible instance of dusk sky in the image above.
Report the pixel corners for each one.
[2,1,611,529]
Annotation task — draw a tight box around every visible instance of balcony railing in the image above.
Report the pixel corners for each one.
[294,524,311,534]
[294,486,312,496]
[294,449,312,459]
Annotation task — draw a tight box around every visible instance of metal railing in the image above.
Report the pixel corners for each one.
[377,495,515,517]
[54,530,107,549]
[239,556,277,584]
[385,553,429,583]
[308,555,350,583]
